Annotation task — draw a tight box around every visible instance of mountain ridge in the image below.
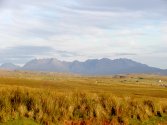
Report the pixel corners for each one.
[0,63,20,70]
[0,58,167,75]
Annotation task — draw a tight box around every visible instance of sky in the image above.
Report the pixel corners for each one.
[0,0,167,68]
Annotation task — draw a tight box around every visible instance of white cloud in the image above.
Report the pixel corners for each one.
[0,0,167,68]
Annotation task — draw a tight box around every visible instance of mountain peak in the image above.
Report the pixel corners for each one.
[100,58,111,61]
[20,58,166,75]
[0,63,20,70]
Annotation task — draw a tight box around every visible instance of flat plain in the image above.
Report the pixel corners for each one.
[0,70,167,125]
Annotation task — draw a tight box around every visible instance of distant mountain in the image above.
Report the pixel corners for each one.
[20,58,167,75]
[0,63,20,70]
[22,58,69,72]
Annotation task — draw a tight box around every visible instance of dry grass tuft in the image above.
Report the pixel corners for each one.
[0,87,166,124]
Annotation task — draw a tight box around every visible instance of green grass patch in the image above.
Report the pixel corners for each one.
[0,118,39,125]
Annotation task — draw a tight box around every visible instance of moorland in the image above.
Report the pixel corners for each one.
[0,70,167,125]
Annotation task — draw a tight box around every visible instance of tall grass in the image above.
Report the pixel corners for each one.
[0,87,167,125]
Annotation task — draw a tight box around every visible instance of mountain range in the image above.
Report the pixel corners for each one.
[0,63,21,70]
[0,58,167,75]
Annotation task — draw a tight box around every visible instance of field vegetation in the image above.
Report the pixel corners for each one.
[0,70,167,125]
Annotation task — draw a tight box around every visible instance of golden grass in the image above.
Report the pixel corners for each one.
[0,70,167,124]
[0,87,167,125]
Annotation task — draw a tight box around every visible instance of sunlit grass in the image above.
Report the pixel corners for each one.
[0,70,167,124]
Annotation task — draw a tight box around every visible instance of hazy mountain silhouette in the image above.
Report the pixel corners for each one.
[22,58,69,72]
[0,63,20,70]
[19,58,167,75]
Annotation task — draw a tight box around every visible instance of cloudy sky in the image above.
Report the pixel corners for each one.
[0,0,167,68]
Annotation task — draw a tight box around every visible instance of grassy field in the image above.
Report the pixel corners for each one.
[0,70,167,125]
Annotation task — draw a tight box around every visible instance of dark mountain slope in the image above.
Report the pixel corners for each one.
[21,58,166,75]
